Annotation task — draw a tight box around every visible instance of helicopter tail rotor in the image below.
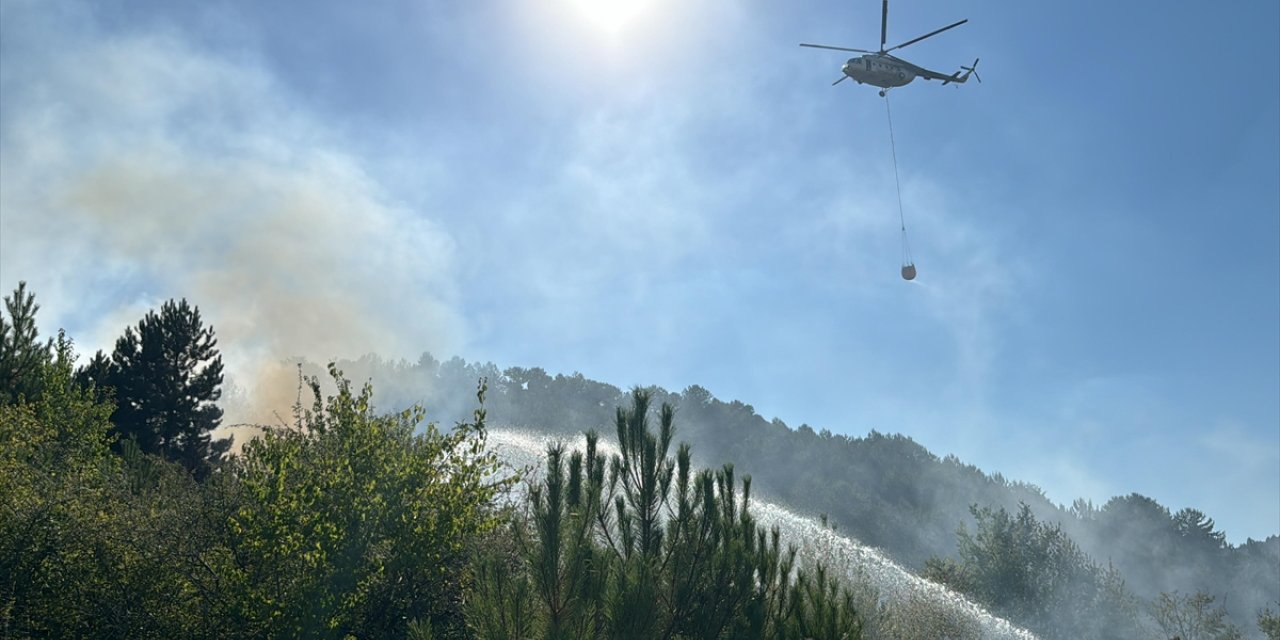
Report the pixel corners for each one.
[961,58,981,83]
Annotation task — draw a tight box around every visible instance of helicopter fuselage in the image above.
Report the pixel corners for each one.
[802,1,976,94]
[842,55,914,89]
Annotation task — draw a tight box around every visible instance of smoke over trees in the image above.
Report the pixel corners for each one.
[1150,591,1244,640]
[2,282,1276,638]
[294,351,1277,638]
[0,292,872,637]
[1258,606,1280,640]
[0,359,508,637]
[924,503,1146,638]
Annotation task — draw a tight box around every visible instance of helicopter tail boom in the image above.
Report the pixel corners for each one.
[941,58,981,85]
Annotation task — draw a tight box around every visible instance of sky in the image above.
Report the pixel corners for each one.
[1,0,1277,543]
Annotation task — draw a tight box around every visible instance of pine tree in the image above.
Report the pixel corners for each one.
[73,350,114,402]
[100,299,230,479]
[0,282,52,405]
[1173,508,1227,551]
[468,389,866,639]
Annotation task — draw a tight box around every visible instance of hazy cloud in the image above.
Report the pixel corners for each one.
[0,5,463,424]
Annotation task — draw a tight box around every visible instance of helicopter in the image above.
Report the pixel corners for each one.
[801,0,979,97]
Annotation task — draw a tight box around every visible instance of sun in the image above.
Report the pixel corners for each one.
[567,0,653,36]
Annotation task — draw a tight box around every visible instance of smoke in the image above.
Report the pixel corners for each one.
[0,4,463,431]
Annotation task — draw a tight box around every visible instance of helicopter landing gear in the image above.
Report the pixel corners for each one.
[878,89,886,97]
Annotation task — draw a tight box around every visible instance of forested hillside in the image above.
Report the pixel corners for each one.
[308,353,1280,637]
[4,282,1278,638]
[2,285,879,638]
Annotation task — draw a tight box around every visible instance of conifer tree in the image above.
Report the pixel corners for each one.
[0,282,52,405]
[468,389,865,639]
[96,299,230,479]
[1173,508,1227,550]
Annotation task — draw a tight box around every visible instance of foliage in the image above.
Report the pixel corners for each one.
[305,352,1279,635]
[82,298,231,479]
[0,333,214,638]
[1258,605,1280,640]
[1173,508,1227,551]
[2,290,1271,639]
[921,555,973,594]
[0,330,511,639]
[0,333,115,635]
[0,282,52,405]
[468,388,865,639]
[1150,591,1243,640]
[214,366,512,639]
[937,503,1146,639]
[467,519,538,640]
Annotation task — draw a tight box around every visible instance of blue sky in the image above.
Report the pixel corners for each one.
[1,0,1277,543]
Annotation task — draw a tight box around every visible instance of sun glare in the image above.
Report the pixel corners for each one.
[567,0,653,36]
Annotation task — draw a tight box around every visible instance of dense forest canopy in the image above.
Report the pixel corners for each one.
[3,282,1278,639]
[294,351,1280,637]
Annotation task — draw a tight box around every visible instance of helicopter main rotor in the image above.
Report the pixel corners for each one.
[883,18,967,54]
[800,0,967,57]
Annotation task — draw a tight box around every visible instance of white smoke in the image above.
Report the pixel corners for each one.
[0,4,463,428]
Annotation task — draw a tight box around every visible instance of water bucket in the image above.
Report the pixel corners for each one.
[901,264,916,281]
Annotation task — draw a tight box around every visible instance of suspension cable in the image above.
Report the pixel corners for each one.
[884,94,914,266]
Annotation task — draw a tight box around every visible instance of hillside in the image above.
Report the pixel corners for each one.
[296,353,1280,634]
